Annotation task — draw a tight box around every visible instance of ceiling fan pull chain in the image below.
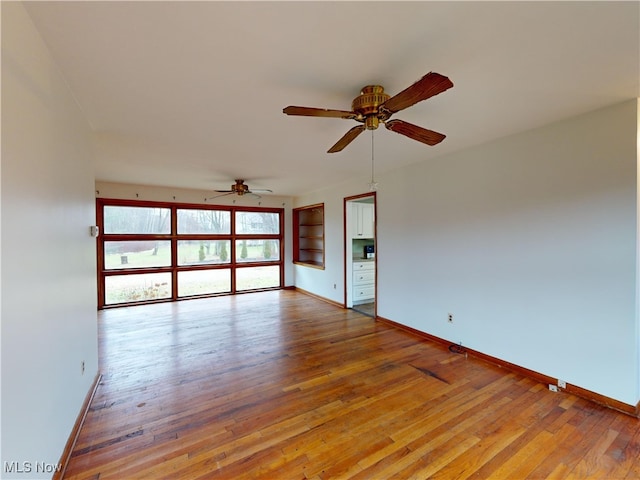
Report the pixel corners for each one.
[371,129,374,183]
[369,129,378,191]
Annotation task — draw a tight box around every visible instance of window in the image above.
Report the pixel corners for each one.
[104,241,172,269]
[235,211,279,235]
[105,272,172,305]
[177,240,231,266]
[235,240,280,263]
[178,269,231,297]
[97,199,284,308]
[177,209,230,234]
[104,205,171,234]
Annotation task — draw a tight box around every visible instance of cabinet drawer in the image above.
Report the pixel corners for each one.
[353,286,375,300]
[353,271,375,284]
[353,261,374,271]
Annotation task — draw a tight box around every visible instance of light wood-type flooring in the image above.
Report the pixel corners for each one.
[64,290,640,479]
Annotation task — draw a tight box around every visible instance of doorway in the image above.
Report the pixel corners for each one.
[345,193,376,317]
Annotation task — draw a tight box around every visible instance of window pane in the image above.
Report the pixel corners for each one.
[235,240,280,263]
[178,240,231,265]
[178,269,231,297]
[177,209,230,234]
[235,211,280,234]
[105,272,171,305]
[236,266,280,291]
[104,241,171,270]
[103,206,170,234]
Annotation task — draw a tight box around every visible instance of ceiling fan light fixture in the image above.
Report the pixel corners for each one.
[365,116,380,130]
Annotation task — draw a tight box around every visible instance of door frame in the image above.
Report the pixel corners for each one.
[344,192,377,316]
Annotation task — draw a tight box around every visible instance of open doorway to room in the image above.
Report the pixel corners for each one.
[344,193,376,317]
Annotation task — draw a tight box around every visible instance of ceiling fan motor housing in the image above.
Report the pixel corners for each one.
[232,180,249,195]
[352,85,390,130]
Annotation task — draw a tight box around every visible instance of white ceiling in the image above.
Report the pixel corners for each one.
[24,1,639,197]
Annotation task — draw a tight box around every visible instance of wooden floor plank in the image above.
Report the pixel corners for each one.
[64,290,640,479]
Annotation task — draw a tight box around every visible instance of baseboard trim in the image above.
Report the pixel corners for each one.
[54,372,102,480]
[293,287,345,309]
[376,316,639,418]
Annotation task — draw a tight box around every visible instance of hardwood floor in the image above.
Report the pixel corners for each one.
[64,290,640,479]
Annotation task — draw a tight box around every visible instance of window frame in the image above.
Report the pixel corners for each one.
[96,198,284,308]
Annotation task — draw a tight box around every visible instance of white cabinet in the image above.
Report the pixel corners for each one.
[351,202,374,239]
[353,261,375,304]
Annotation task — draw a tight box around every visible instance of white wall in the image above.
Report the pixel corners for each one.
[637,98,640,404]
[292,179,379,303]
[1,3,99,477]
[295,100,639,407]
[293,189,348,303]
[95,181,295,287]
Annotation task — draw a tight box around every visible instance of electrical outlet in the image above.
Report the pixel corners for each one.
[448,313,453,323]
[81,361,85,375]
[548,384,558,392]
[333,283,337,289]
[558,379,566,389]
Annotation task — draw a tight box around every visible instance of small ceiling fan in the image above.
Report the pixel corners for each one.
[207,179,273,200]
[283,71,453,153]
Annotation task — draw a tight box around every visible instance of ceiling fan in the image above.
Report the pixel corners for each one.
[207,179,273,200]
[283,72,453,153]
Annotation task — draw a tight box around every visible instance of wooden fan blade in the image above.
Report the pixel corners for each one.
[385,119,446,146]
[206,192,233,200]
[249,189,273,193]
[328,125,366,153]
[283,106,356,119]
[381,72,453,115]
